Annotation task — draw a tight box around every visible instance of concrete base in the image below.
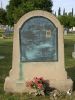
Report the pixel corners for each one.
[4,77,73,93]
[4,67,73,93]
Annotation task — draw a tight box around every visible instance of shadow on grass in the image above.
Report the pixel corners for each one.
[66,67,75,91]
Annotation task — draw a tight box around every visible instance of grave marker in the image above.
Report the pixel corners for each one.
[72,44,75,58]
[4,10,73,93]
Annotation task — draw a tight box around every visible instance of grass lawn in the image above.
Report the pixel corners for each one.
[0,35,75,100]
[64,35,75,81]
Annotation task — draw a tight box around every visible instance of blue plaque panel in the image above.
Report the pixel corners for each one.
[20,16,58,62]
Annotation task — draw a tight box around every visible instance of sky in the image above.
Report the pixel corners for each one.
[52,0,75,15]
[0,0,75,15]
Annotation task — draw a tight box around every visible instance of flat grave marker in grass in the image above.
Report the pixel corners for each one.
[0,56,5,60]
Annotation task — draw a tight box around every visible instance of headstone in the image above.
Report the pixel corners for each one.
[72,44,75,58]
[0,56,5,60]
[64,30,67,35]
[4,10,73,93]
[4,25,14,36]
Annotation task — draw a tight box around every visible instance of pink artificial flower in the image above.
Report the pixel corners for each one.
[26,81,33,88]
[39,77,44,80]
[33,77,39,84]
[37,83,43,89]
[33,77,37,80]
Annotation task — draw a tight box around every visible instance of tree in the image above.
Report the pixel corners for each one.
[54,11,56,16]
[58,15,75,29]
[6,0,22,25]
[63,8,67,16]
[0,8,7,25]
[72,8,73,16]
[7,0,53,25]
[63,8,65,15]
[68,12,72,16]
[58,7,61,16]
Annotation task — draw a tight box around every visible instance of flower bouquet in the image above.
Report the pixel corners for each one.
[26,77,47,95]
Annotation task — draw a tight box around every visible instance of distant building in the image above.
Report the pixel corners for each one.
[69,27,75,32]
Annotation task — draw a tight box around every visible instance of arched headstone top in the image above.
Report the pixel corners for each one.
[15,10,62,30]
